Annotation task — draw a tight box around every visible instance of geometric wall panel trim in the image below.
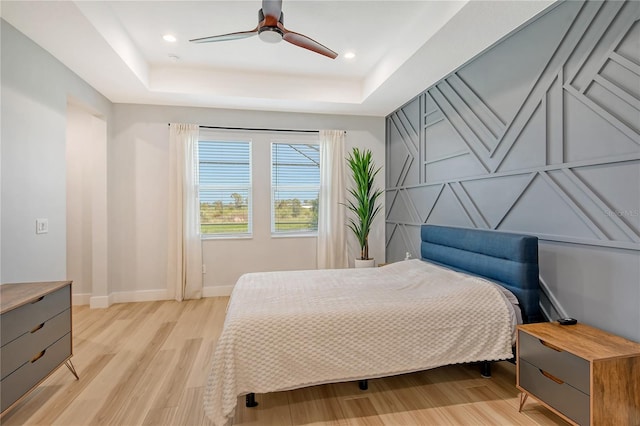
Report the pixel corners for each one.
[460,173,535,229]
[386,0,640,259]
[424,184,475,229]
[571,160,640,237]
[386,189,415,224]
[498,172,611,243]
[405,185,444,223]
[387,97,420,188]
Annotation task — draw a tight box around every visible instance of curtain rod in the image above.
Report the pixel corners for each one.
[168,124,346,134]
[201,125,319,134]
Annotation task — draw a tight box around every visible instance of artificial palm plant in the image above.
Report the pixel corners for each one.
[345,148,383,260]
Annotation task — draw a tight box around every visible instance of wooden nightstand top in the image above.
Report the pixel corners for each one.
[0,281,71,314]
[518,322,640,362]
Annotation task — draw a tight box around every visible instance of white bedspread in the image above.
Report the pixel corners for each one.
[204,259,514,425]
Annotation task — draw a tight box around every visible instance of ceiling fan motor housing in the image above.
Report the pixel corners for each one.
[258,9,284,43]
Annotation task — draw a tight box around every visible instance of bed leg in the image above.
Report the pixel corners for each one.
[358,380,368,390]
[481,361,492,378]
[246,393,258,407]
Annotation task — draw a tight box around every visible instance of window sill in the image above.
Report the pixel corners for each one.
[201,234,253,241]
[271,233,317,239]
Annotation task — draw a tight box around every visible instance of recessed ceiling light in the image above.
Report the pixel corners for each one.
[168,54,180,63]
[163,34,177,43]
[344,51,356,59]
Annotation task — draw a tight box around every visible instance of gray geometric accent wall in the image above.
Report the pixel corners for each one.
[386,0,640,340]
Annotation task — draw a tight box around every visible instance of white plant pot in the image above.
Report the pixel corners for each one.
[354,258,375,268]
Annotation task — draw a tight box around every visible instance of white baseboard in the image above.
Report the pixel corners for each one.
[203,285,234,297]
[110,289,169,304]
[86,289,170,308]
[72,293,92,306]
[81,287,229,308]
[89,295,110,309]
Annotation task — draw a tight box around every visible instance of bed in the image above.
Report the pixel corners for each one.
[204,225,540,426]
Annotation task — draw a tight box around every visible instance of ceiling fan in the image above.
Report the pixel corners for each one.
[190,0,338,59]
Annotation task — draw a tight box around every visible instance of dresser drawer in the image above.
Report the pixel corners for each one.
[518,330,590,394]
[0,309,71,380]
[1,285,70,346]
[519,358,590,425]
[0,332,71,412]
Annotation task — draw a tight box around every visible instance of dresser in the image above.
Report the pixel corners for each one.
[516,322,640,426]
[0,281,78,415]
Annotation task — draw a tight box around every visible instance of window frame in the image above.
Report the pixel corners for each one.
[198,135,253,240]
[270,139,320,237]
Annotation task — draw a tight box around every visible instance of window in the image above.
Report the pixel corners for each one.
[198,139,251,237]
[271,142,320,234]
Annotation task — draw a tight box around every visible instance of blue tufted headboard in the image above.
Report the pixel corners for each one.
[421,225,541,323]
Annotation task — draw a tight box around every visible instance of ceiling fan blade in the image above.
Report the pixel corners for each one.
[282,30,338,59]
[190,28,258,43]
[262,0,282,19]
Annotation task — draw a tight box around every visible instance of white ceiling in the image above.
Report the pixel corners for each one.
[1,0,556,116]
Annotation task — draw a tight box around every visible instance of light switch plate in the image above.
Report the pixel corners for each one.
[36,218,49,234]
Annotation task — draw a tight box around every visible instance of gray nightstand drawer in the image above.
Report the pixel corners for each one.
[1,285,70,346]
[0,332,71,412]
[518,330,590,394]
[0,309,71,380]
[519,358,589,426]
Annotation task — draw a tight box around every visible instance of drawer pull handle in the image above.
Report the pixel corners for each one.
[31,350,46,363]
[539,339,562,352]
[30,323,45,333]
[31,296,45,304]
[539,369,564,385]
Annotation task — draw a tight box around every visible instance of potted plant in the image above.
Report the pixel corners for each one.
[344,147,383,268]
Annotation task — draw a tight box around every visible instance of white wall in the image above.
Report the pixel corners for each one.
[66,104,94,296]
[111,104,385,296]
[1,20,112,284]
[66,102,108,305]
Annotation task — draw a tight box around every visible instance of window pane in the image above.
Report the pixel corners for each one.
[272,143,320,234]
[200,188,249,234]
[199,142,250,186]
[273,190,319,232]
[199,140,251,235]
[271,144,320,186]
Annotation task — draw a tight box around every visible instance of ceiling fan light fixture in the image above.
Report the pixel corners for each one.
[258,27,283,43]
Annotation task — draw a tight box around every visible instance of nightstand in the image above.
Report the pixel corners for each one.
[516,322,640,426]
[1,281,78,415]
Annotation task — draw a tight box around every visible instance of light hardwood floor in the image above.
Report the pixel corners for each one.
[1,298,566,425]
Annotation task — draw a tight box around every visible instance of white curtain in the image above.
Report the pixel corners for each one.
[168,123,203,301]
[317,130,348,269]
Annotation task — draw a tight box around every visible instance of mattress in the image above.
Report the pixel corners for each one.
[204,259,515,425]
